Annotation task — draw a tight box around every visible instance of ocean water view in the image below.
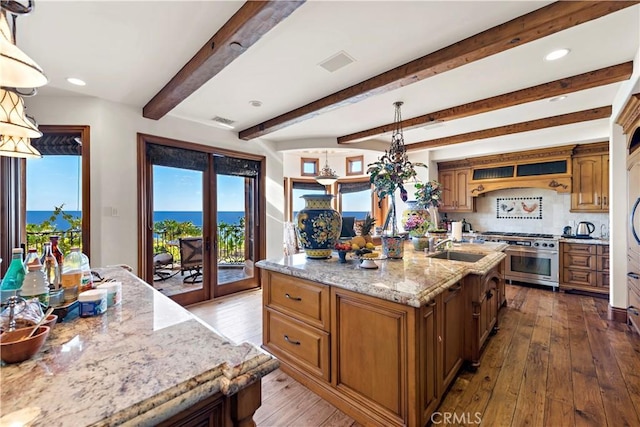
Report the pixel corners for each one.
[27,211,246,230]
[27,210,371,230]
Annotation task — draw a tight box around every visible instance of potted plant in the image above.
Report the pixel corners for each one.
[414,180,444,232]
[367,145,426,258]
[403,215,431,251]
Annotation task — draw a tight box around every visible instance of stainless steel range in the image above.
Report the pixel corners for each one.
[477,232,559,290]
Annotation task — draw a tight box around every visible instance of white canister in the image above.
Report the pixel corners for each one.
[78,289,107,317]
[96,282,122,307]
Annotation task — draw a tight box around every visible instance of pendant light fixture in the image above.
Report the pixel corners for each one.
[0,9,47,89]
[0,2,46,159]
[315,150,339,186]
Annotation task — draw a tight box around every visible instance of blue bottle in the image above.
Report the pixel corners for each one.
[1,248,26,303]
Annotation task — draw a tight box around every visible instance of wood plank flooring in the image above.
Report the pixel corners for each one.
[187,284,640,427]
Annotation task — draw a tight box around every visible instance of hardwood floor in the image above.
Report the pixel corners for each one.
[187,283,640,427]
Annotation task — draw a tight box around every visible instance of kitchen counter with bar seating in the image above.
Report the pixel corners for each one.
[256,241,507,427]
[0,267,279,427]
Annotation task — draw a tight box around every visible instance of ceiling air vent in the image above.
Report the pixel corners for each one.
[319,51,355,73]
[211,116,236,129]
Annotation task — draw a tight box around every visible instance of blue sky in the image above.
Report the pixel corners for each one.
[26,159,245,211]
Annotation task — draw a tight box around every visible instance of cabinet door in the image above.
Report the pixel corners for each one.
[438,170,456,211]
[441,283,464,392]
[332,288,411,424]
[453,169,473,212]
[602,154,609,209]
[420,300,439,424]
[629,152,640,258]
[571,156,604,211]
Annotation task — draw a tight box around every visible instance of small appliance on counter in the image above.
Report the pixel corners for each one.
[575,221,595,238]
[562,226,572,237]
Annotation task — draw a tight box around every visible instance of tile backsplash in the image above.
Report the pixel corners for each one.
[444,188,609,237]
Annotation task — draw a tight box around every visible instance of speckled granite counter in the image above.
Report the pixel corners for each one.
[256,241,507,308]
[559,237,609,245]
[0,267,279,427]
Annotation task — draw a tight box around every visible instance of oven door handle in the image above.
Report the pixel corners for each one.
[506,248,558,255]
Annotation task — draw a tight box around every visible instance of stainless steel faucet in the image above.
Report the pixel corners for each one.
[434,238,453,251]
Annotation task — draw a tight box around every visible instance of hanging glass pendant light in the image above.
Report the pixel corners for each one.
[0,135,41,158]
[315,150,339,186]
[0,89,42,138]
[0,9,47,89]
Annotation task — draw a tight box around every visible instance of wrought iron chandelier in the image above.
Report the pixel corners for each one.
[0,0,47,159]
[315,150,339,186]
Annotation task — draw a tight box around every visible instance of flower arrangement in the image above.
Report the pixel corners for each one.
[414,180,442,209]
[367,152,426,235]
[403,215,431,238]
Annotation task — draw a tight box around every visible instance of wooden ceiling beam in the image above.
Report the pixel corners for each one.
[239,1,637,140]
[143,1,305,120]
[406,106,612,150]
[338,62,632,144]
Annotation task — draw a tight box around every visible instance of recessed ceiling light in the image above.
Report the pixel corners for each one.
[549,95,567,102]
[544,48,570,61]
[249,100,262,107]
[66,77,86,86]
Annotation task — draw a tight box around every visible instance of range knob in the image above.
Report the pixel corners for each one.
[542,243,548,247]
[548,243,555,248]
[533,242,540,247]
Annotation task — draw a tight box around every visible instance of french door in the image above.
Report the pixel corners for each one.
[138,134,264,306]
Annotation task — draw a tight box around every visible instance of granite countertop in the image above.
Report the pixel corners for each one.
[559,237,609,245]
[0,267,279,427]
[256,241,507,308]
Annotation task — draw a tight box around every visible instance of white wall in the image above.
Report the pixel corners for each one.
[25,95,285,272]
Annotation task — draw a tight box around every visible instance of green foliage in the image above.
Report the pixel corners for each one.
[26,204,82,254]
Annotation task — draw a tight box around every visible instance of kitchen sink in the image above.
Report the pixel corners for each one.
[427,251,486,262]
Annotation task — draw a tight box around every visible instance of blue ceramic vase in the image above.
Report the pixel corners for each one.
[296,194,342,259]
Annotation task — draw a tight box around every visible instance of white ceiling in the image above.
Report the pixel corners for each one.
[17,1,640,159]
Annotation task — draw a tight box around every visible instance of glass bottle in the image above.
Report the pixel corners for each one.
[41,242,60,289]
[21,262,50,307]
[23,248,40,269]
[1,248,26,292]
[50,236,64,273]
[62,248,83,301]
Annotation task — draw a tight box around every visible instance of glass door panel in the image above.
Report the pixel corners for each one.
[214,173,258,297]
[152,165,206,303]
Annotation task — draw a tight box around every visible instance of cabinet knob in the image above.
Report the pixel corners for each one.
[284,335,301,345]
[628,306,639,317]
[285,293,302,301]
[438,335,442,343]
[628,272,639,280]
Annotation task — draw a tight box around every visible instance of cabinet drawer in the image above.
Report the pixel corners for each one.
[563,268,597,288]
[563,253,596,270]
[628,286,640,336]
[563,243,596,254]
[264,308,330,381]
[265,273,329,330]
[597,245,609,256]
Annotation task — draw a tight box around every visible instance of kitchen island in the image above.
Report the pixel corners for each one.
[0,267,279,427]
[256,241,506,427]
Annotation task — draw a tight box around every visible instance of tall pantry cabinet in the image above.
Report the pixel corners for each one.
[618,93,640,335]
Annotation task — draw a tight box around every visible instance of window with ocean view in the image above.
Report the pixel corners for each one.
[25,127,87,255]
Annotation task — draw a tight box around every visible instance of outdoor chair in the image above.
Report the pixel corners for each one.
[179,237,203,283]
[153,251,176,282]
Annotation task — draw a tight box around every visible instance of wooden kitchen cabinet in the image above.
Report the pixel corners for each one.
[463,262,502,368]
[262,270,478,427]
[438,167,474,212]
[571,144,609,212]
[440,282,464,393]
[560,242,609,295]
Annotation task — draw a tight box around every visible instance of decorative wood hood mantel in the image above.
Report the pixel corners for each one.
[438,143,608,196]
